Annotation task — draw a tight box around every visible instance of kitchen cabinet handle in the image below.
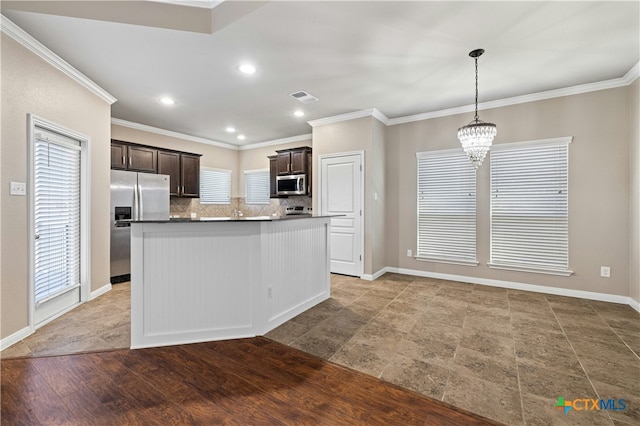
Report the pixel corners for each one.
[129,157,132,167]
[122,155,125,165]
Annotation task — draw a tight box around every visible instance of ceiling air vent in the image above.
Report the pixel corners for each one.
[289,91,319,104]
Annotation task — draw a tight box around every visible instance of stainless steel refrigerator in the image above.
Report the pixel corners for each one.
[110,170,170,282]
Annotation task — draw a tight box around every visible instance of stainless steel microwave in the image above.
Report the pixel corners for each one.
[276,174,307,196]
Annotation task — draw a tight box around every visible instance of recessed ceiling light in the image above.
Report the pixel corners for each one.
[237,134,246,140]
[294,110,304,117]
[238,64,256,74]
[160,97,175,105]
[226,127,236,133]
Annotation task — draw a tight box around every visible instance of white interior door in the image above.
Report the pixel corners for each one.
[32,125,83,326]
[320,153,363,276]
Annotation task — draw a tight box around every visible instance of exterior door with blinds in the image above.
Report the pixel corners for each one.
[32,125,83,326]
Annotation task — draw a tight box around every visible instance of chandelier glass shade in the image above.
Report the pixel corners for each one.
[458,49,496,169]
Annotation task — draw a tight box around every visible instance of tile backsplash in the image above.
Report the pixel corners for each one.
[170,196,312,218]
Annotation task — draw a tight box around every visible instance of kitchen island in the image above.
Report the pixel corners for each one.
[127,216,332,349]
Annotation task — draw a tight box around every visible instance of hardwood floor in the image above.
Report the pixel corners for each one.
[1,337,502,425]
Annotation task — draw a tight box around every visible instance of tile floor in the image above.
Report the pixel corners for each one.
[0,282,130,358]
[2,274,639,425]
[266,273,640,426]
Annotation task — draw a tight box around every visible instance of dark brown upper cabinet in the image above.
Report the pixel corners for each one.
[180,154,200,198]
[157,151,200,198]
[112,140,200,197]
[110,140,157,173]
[276,147,311,175]
[157,151,180,196]
[268,155,278,198]
[110,141,128,170]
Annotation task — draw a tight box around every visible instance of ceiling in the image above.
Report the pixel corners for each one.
[2,1,639,147]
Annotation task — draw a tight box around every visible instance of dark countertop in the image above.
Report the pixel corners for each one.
[118,214,337,224]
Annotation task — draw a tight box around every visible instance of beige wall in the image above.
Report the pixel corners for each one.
[371,119,387,275]
[111,125,240,196]
[630,80,640,303]
[1,35,112,339]
[312,116,378,276]
[386,86,631,296]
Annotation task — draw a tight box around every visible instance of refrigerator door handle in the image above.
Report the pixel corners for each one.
[134,181,141,220]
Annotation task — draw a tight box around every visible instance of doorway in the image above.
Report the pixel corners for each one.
[29,115,88,327]
[319,152,364,277]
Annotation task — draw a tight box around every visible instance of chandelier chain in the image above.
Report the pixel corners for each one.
[474,57,479,121]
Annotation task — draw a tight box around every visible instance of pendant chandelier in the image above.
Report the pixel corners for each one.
[457,48,496,169]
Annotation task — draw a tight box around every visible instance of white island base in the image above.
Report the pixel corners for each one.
[130,217,331,349]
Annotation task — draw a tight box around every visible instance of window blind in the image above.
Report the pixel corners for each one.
[34,131,81,304]
[490,138,571,275]
[416,149,477,264]
[200,168,231,204]
[245,169,270,204]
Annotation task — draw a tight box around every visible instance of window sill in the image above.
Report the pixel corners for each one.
[415,257,479,267]
[487,263,574,277]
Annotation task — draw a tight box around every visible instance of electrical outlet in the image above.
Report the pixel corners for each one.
[407,249,412,257]
[267,287,272,298]
[600,266,611,278]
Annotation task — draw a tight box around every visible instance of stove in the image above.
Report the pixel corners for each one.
[285,206,312,216]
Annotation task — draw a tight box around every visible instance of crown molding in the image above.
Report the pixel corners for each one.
[388,66,639,126]
[112,118,312,151]
[149,0,225,9]
[623,61,640,85]
[111,118,239,150]
[238,134,312,151]
[371,108,390,126]
[308,108,389,128]
[1,14,117,105]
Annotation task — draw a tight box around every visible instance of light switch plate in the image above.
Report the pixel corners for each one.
[10,181,26,196]
[600,266,611,278]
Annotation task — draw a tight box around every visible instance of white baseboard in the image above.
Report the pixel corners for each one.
[361,267,389,281]
[89,282,112,300]
[0,326,33,351]
[1,282,112,352]
[385,266,639,309]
